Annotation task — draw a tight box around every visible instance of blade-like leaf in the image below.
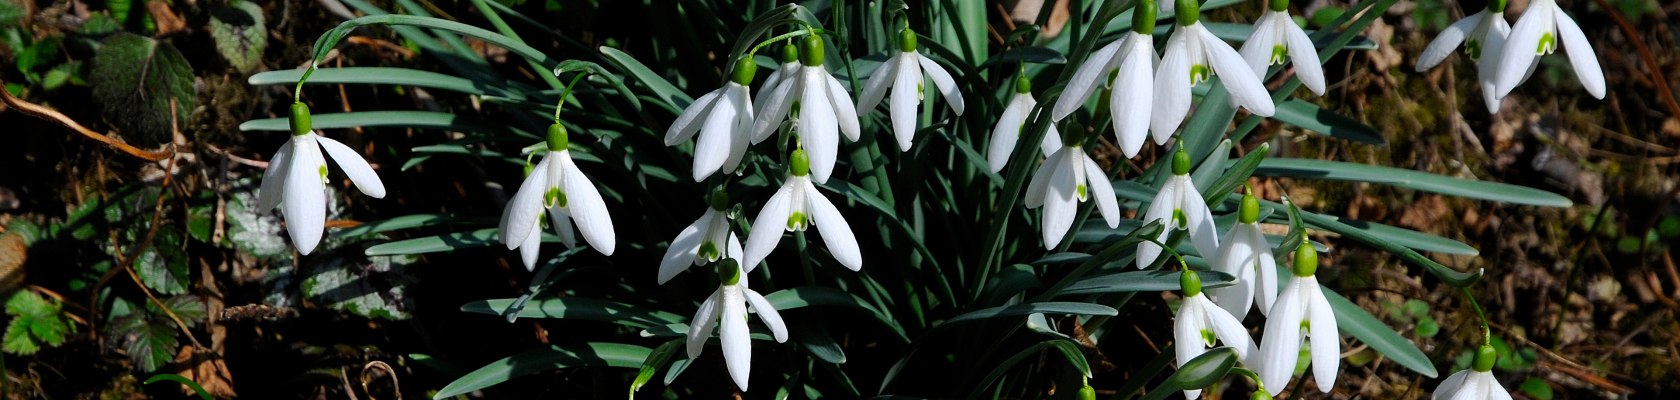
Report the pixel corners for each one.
[1059,270,1237,296]
[1324,287,1438,377]
[943,302,1117,326]
[461,297,685,329]
[433,343,650,399]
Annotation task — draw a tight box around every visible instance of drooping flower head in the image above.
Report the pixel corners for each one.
[752,35,861,183]
[1025,123,1120,249]
[659,190,743,284]
[1491,0,1604,102]
[741,149,862,271]
[1174,269,1260,399]
[1153,0,1276,137]
[686,259,788,392]
[756,43,802,111]
[1238,0,1326,95]
[666,58,758,181]
[1208,191,1279,320]
[1433,344,1514,400]
[855,27,966,152]
[1137,146,1219,268]
[258,102,386,255]
[1414,0,1513,110]
[498,124,616,270]
[988,74,1061,173]
[1256,243,1341,395]
[1053,0,1160,158]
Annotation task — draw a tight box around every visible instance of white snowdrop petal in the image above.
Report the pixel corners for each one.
[1041,154,1078,249]
[1053,40,1123,121]
[1432,369,1472,400]
[1110,35,1155,158]
[890,57,923,152]
[518,220,542,270]
[825,75,861,141]
[1179,183,1221,257]
[1210,227,1257,319]
[1136,182,1178,268]
[918,55,964,115]
[755,65,789,110]
[658,214,709,284]
[1417,12,1481,71]
[1553,8,1604,98]
[742,183,795,271]
[257,142,293,212]
[1258,279,1307,395]
[1023,150,1067,209]
[1487,374,1515,400]
[751,78,798,144]
[720,287,753,391]
[988,95,1030,173]
[693,91,739,181]
[548,205,579,249]
[1152,31,1193,141]
[1082,157,1120,228]
[1308,282,1341,392]
[1284,20,1326,95]
[806,183,863,271]
[1494,6,1548,99]
[315,135,386,198]
[1240,12,1283,79]
[1203,296,1259,361]
[743,288,789,342]
[1040,125,1063,157]
[722,87,755,174]
[282,139,328,255]
[501,158,552,249]
[1198,25,1275,117]
[1173,301,1206,368]
[686,289,723,359]
[800,71,841,183]
[667,89,723,145]
[559,155,616,255]
[854,55,899,113]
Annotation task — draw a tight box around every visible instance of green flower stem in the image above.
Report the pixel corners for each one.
[1458,286,1492,345]
[552,71,592,123]
[747,29,817,59]
[292,66,316,103]
[1230,367,1267,394]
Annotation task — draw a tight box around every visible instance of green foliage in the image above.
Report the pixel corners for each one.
[90,33,197,147]
[1520,377,1555,400]
[107,295,205,372]
[299,248,418,320]
[3,291,74,355]
[209,1,268,73]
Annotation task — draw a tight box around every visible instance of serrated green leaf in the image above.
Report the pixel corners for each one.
[90,33,195,147]
[209,1,267,73]
[433,343,650,398]
[137,230,190,295]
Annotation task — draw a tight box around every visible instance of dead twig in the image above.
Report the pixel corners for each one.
[1590,0,1680,121]
[0,79,174,162]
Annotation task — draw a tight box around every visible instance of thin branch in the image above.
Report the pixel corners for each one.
[0,79,174,162]
[1591,0,1680,120]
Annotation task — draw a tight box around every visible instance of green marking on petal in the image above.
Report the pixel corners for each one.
[1077,184,1088,200]
[1201,329,1217,346]
[318,165,329,182]
[1270,44,1287,65]
[1172,208,1188,229]
[1537,32,1556,54]
[1190,64,1210,84]
[787,211,807,231]
[545,188,567,208]
[698,241,719,262]
[917,81,925,101]
[1467,39,1483,60]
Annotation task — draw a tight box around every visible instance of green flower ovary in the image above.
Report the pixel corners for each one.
[787,211,808,231]
[545,187,567,208]
[1190,64,1211,85]
[1536,32,1556,55]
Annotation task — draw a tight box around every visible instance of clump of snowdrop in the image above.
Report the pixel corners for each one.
[741,149,862,271]
[855,27,965,152]
[1208,191,1278,319]
[753,35,860,183]
[1434,344,1513,400]
[659,190,743,284]
[1239,0,1325,95]
[666,58,758,181]
[1153,0,1275,137]
[1173,269,1259,399]
[258,102,386,255]
[1415,0,1513,110]
[1025,124,1119,249]
[1491,0,1604,101]
[988,74,1060,173]
[686,259,788,392]
[1256,242,1341,395]
[1053,0,1162,158]
[1137,146,1218,268]
[498,124,616,270]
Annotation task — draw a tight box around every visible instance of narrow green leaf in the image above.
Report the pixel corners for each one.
[943,302,1117,326]
[598,46,692,109]
[249,67,498,96]
[363,228,498,256]
[312,14,558,69]
[969,340,1090,399]
[1202,143,1270,205]
[239,111,525,139]
[630,339,682,399]
[335,214,495,237]
[433,343,650,399]
[1272,100,1385,145]
[1254,158,1571,207]
[978,46,1066,67]
[1059,270,1237,296]
[1140,347,1238,400]
[1324,288,1438,377]
[460,297,685,329]
[764,286,908,343]
[143,374,213,400]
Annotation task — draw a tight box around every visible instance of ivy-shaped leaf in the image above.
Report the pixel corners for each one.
[136,230,190,295]
[301,249,418,320]
[90,33,196,147]
[209,1,267,73]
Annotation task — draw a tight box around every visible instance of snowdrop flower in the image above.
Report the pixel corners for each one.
[1208,192,1279,320]
[1256,244,1340,395]
[855,28,966,152]
[741,149,862,271]
[752,35,861,183]
[258,102,386,255]
[1414,0,1512,110]
[1024,126,1119,249]
[1052,0,1161,158]
[987,74,1061,173]
[1434,344,1513,400]
[1239,0,1325,95]
[1153,0,1275,137]
[686,259,788,392]
[666,58,757,181]
[658,190,743,284]
[498,124,616,270]
[755,43,802,111]
[1492,0,1604,101]
[1174,270,1260,400]
[1137,147,1218,268]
